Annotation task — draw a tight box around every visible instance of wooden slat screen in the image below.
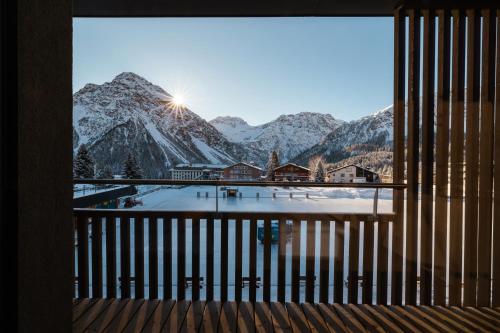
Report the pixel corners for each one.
[74,210,396,304]
[395,6,499,307]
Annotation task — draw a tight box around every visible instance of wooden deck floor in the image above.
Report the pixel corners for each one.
[73,298,500,332]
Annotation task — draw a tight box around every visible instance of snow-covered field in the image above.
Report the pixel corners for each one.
[131,185,394,214]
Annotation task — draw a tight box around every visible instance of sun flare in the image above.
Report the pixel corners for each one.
[171,94,185,106]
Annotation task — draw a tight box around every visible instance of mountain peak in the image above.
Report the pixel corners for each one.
[210,116,249,127]
[112,72,151,84]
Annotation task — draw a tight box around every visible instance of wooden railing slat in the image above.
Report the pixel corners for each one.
[263,218,272,302]
[493,8,500,308]
[291,220,301,303]
[362,220,374,305]
[420,8,436,307]
[305,220,316,303]
[377,221,389,305]
[192,218,201,301]
[163,217,172,299]
[177,217,186,300]
[91,216,103,298]
[235,218,242,302]
[334,221,344,304]
[391,6,406,307]
[206,216,214,301]
[106,216,116,298]
[434,9,451,306]
[405,8,420,306]
[463,9,481,307]
[220,217,228,301]
[277,219,287,303]
[120,216,131,298]
[348,217,360,304]
[319,220,330,304]
[249,219,257,303]
[149,217,158,299]
[77,215,89,298]
[135,216,145,298]
[449,8,466,306]
[477,8,496,307]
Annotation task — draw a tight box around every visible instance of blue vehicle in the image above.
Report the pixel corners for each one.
[257,221,280,243]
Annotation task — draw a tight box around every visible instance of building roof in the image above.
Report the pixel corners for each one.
[171,163,227,170]
[328,164,378,174]
[225,162,263,171]
[274,163,310,172]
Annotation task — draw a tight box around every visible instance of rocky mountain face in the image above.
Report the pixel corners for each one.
[210,112,344,165]
[73,72,395,178]
[291,105,393,166]
[73,72,243,178]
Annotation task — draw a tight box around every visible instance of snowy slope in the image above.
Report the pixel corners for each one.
[73,72,243,177]
[292,105,393,165]
[210,112,344,164]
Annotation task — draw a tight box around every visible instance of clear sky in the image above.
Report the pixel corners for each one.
[73,17,393,125]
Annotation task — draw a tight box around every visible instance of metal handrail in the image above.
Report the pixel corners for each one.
[73,178,407,189]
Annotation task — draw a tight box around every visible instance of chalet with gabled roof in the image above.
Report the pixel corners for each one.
[273,163,310,181]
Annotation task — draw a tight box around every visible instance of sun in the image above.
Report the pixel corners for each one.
[171,94,185,107]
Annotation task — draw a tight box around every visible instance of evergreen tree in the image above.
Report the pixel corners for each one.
[122,152,143,179]
[314,160,326,182]
[74,144,95,179]
[266,150,280,180]
[96,166,114,179]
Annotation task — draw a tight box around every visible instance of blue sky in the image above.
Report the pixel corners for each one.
[73,18,393,124]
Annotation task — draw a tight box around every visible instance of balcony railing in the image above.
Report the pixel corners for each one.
[73,179,405,305]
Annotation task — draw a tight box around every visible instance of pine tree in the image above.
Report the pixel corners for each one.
[122,152,143,179]
[96,166,114,179]
[74,144,95,179]
[266,150,280,180]
[314,160,325,182]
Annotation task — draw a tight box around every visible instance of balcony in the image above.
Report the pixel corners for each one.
[71,180,500,332]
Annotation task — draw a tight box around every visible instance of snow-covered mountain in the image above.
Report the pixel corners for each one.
[292,105,393,165]
[73,72,243,178]
[210,112,344,165]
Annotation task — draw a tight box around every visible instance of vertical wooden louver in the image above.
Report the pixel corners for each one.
[394,6,499,306]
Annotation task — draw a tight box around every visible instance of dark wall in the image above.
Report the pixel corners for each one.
[15,0,72,331]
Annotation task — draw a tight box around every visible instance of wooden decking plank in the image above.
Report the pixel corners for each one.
[180,300,206,333]
[218,301,237,333]
[73,298,99,322]
[374,305,422,333]
[449,306,499,332]
[465,307,500,326]
[480,307,500,321]
[359,304,403,333]
[390,305,440,333]
[301,302,330,333]
[72,299,113,332]
[199,301,222,333]
[73,298,82,306]
[435,306,489,332]
[331,304,367,333]
[83,299,129,332]
[91,299,144,332]
[317,303,350,333]
[140,299,176,333]
[406,305,457,333]
[419,306,474,333]
[271,302,292,333]
[286,302,311,332]
[254,302,273,333]
[347,304,385,333]
[122,299,161,333]
[237,301,255,333]
[161,300,191,332]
